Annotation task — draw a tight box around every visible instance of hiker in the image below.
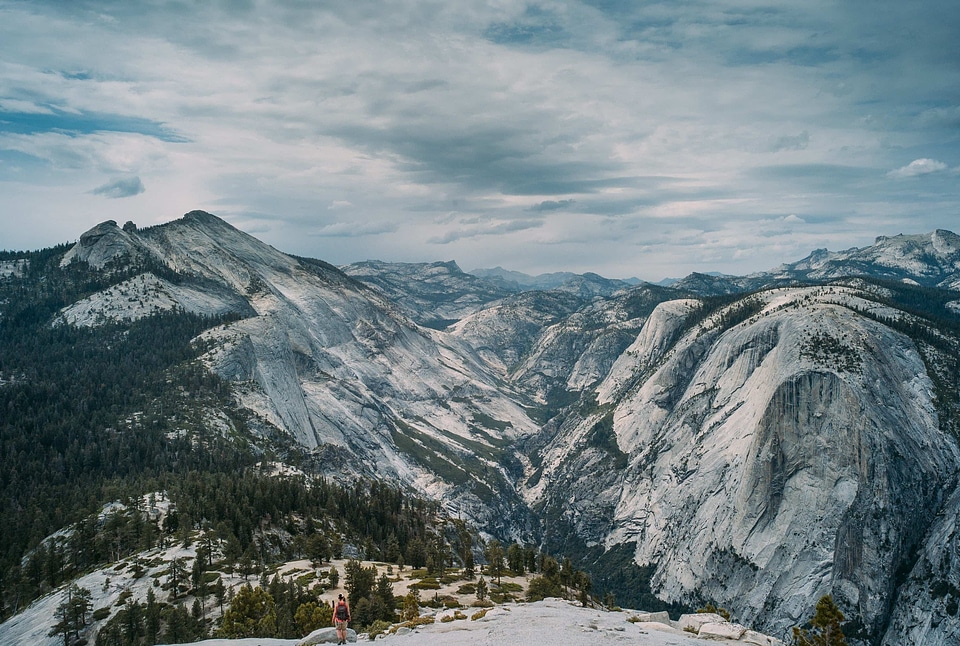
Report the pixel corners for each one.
[333,593,351,644]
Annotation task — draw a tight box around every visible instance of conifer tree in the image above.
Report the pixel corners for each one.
[145,588,160,644]
[295,601,332,636]
[48,584,92,646]
[792,595,848,646]
[483,540,505,586]
[475,576,488,602]
[217,584,277,638]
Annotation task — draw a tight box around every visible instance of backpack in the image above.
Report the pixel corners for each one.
[336,601,349,620]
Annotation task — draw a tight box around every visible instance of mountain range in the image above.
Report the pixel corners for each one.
[2,212,960,645]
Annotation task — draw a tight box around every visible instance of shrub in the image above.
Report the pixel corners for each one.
[697,603,731,621]
[400,591,420,621]
[367,619,392,640]
[390,615,434,632]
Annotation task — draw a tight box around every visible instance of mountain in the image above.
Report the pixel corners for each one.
[469,266,640,296]
[340,260,513,329]
[522,285,960,642]
[661,230,960,298]
[12,212,542,531]
[769,230,960,290]
[4,215,960,645]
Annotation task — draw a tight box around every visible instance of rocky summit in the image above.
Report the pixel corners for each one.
[4,211,960,645]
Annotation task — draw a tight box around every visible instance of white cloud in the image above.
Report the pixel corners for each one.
[309,220,398,238]
[887,158,948,178]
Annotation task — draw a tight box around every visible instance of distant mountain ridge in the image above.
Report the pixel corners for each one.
[468,266,641,295]
[3,214,960,645]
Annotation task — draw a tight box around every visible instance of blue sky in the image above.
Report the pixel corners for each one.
[1,0,958,281]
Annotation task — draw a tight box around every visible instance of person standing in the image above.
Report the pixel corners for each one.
[333,593,351,645]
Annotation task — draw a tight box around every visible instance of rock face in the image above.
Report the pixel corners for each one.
[880,484,960,645]
[57,211,540,532]
[520,287,960,642]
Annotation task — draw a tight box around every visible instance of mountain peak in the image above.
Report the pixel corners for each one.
[181,209,224,226]
[60,219,146,269]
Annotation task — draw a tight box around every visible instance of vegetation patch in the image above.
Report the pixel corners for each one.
[800,331,861,373]
[586,412,628,470]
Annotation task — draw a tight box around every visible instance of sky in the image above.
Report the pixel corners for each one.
[1,1,959,281]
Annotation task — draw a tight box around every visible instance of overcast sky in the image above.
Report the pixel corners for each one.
[1,1,958,281]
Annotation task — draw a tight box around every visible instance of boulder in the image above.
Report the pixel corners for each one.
[698,621,747,640]
[678,612,728,634]
[742,630,784,646]
[298,626,358,644]
[632,611,671,625]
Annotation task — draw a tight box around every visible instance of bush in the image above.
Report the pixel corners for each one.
[525,575,562,602]
[390,615,434,632]
[367,619,392,640]
[697,603,731,621]
[400,591,420,621]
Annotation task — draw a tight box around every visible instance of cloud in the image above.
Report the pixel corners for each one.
[529,199,575,212]
[887,158,948,178]
[428,218,543,244]
[309,220,397,238]
[91,176,145,198]
[1,1,959,279]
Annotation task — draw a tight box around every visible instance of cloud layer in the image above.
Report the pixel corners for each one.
[1,1,958,279]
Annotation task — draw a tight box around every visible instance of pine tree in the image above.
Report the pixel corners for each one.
[506,543,525,575]
[483,540,505,586]
[48,584,92,646]
[375,572,395,621]
[167,557,187,599]
[145,588,161,644]
[217,584,277,638]
[792,595,848,646]
[475,576,488,602]
[294,601,332,636]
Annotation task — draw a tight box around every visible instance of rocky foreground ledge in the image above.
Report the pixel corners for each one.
[289,599,784,646]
